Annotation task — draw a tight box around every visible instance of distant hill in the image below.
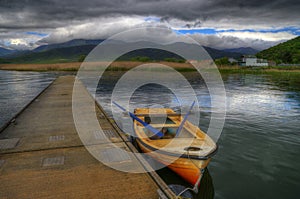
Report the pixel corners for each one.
[119,46,242,61]
[118,48,184,61]
[223,47,259,55]
[204,46,242,59]
[0,47,15,56]
[0,39,243,64]
[2,45,96,64]
[256,36,300,64]
[33,39,104,52]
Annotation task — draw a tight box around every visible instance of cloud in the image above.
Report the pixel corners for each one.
[39,16,147,44]
[0,0,299,49]
[1,0,299,30]
[187,33,287,50]
[0,31,47,50]
[218,31,297,42]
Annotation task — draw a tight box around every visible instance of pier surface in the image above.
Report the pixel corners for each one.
[0,76,171,199]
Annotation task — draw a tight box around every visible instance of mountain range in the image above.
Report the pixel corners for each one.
[0,47,17,57]
[33,39,104,52]
[0,39,259,64]
[223,47,259,55]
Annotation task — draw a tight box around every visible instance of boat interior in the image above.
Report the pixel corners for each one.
[134,108,216,157]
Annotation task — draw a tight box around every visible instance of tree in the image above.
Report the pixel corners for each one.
[214,57,230,66]
[130,56,150,62]
[78,55,86,62]
[282,52,292,63]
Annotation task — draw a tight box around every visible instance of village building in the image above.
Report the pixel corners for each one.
[239,55,269,66]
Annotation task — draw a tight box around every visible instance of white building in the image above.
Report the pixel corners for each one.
[239,55,268,67]
[228,57,238,64]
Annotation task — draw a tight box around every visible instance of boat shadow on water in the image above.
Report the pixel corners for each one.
[132,138,214,199]
[156,159,214,199]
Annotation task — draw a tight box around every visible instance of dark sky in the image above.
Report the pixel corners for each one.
[0,0,299,50]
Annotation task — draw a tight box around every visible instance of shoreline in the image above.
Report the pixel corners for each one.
[1,62,300,74]
[0,61,193,72]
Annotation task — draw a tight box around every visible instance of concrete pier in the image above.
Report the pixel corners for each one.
[0,76,175,199]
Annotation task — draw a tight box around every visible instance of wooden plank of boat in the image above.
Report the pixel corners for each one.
[133,108,217,186]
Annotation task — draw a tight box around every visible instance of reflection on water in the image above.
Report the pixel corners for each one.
[211,74,300,199]
[0,70,56,129]
[95,71,212,115]
[0,69,299,198]
[157,166,214,199]
[92,71,300,199]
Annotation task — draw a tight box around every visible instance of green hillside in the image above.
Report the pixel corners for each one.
[0,45,95,64]
[257,36,300,64]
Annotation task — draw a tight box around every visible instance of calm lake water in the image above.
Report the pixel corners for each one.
[210,73,300,199]
[0,70,56,129]
[93,71,300,199]
[1,70,299,199]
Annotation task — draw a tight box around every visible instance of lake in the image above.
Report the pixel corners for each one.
[209,73,300,199]
[94,71,300,199]
[0,70,56,130]
[1,70,299,199]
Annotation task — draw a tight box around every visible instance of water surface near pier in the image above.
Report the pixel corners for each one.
[1,70,299,198]
[0,70,56,129]
[93,71,300,199]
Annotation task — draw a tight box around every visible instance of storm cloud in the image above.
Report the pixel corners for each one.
[0,0,299,49]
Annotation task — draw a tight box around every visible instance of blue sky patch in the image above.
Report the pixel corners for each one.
[26,31,48,37]
[176,29,217,34]
[144,16,161,22]
[174,27,300,36]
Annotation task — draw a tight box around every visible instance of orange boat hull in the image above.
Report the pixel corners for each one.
[137,139,210,186]
[133,107,217,186]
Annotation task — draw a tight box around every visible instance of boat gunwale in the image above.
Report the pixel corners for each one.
[133,107,218,159]
[136,137,218,160]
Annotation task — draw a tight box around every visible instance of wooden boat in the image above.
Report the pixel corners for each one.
[133,108,218,186]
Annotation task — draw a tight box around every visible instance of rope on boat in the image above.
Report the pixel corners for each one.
[176,146,206,198]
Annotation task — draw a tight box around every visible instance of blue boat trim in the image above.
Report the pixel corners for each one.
[112,101,164,138]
